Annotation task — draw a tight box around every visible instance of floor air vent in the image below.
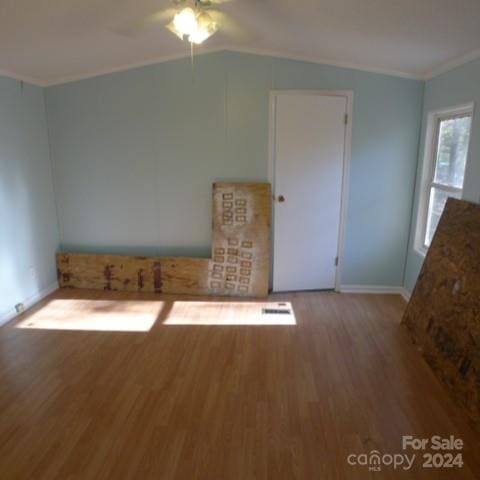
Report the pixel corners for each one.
[262,308,292,315]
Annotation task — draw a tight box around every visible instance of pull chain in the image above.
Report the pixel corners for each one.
[190,41,195,82]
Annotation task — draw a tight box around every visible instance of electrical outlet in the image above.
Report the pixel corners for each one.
[15,303,25,313]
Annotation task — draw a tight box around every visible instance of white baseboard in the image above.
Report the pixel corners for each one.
[0,282,59,327]
[400,288,411,302]
[340,284,410,301]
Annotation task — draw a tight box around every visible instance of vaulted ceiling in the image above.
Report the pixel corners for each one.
[1,0,480,85]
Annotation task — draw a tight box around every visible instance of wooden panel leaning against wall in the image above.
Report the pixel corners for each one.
[402,198,480,430]
[57,182,271,298]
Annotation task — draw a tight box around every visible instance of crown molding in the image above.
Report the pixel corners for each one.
[2,44,480,86]
[41,45,227,86]
[43,45,422,86]
[2,45,424,87]
[0,67,45,87]
[223,45,423,80]
[423,48,480,80]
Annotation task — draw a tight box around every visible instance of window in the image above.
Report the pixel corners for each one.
[415,104,474,254]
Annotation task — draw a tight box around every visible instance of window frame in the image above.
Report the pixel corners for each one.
[414,103,474,256]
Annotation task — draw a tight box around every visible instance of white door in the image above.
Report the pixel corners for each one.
[272,93,347,292]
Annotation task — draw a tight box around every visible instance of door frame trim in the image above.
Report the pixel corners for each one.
[268,90,354,292]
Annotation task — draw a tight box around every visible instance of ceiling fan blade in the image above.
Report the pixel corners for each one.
[197,0,233,6]
[207,9,249,42]
[216,0,274,43]
[113,8,176,37]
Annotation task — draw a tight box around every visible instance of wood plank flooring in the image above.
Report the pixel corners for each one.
[0,288,479,479]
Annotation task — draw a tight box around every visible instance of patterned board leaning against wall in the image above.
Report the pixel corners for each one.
[209,183,271,297]
[57,182,271,298]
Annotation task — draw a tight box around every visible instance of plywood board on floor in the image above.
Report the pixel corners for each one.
[57,253,210,295]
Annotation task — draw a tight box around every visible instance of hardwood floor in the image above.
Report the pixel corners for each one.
[0,289,479,479]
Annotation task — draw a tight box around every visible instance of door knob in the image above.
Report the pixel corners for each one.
[277,195,285,203]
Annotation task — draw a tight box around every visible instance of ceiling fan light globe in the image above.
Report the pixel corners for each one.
[189,13,218,44]
[189,28,210,44]
[166,21,185,40]
[173,7,197,36]
[196,11,213,27]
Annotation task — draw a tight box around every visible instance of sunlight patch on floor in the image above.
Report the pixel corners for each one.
[14,297,296,331]
[15,298,164,332]
[163,301,296,325]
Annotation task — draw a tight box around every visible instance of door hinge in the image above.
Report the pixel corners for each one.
[334,256,339,266]
[344,114,348,125]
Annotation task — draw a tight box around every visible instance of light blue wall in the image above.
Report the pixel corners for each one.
[46,51,424,287]
[404,57,480,294]
[0,77,59,320]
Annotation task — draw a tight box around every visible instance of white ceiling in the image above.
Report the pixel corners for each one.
[1,0,480,85]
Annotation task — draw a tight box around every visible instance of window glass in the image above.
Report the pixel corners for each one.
[424,187,461,247]
[416,105,473,255]
[433,116,472,188]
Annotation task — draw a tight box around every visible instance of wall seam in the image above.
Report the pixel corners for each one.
[400,80,426,291]
[42,86,62,250]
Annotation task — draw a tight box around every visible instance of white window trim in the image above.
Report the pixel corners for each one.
[414,102,475,256]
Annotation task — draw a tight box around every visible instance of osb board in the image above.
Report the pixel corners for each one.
[209,182,271,298]
[58,182,271,297]
[57,253,210,296]
[402,198,480,427]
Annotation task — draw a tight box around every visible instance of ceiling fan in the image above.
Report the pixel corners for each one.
[167,0,221,44]
[115,0,235,45]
